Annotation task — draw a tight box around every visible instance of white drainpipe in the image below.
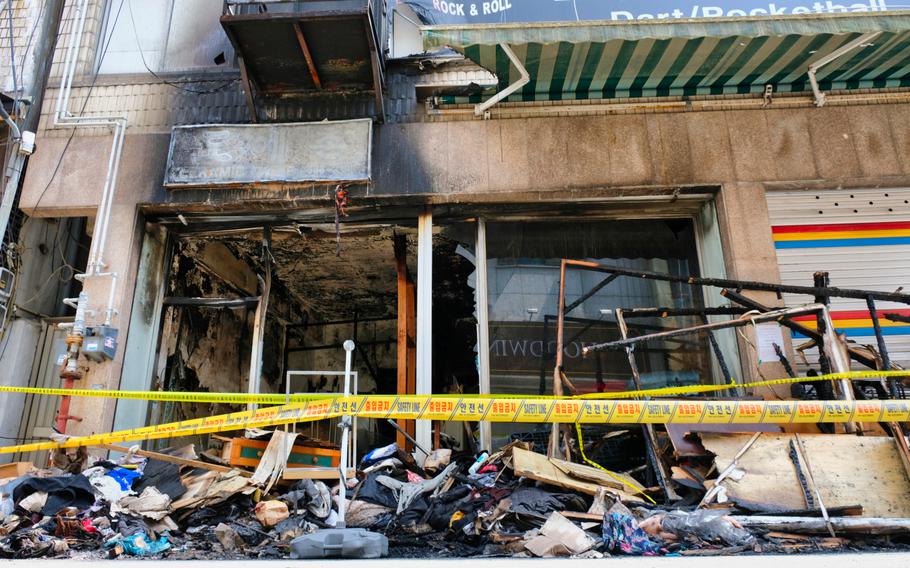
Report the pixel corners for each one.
[808,32,880,107]
[474,43,529,118]
[55,0,128,375]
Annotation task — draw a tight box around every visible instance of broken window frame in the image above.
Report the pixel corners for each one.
[470,199,736,451]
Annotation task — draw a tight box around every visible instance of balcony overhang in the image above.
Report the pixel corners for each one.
[221,1,385,117]
[421,12,910,102]
[164,119,372,190]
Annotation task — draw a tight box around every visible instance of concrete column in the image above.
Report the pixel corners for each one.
[111,225,168,435]
[715,181,791,384]
[66,203,143,442]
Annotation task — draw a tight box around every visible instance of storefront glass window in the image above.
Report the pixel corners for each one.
[485,219,711,445]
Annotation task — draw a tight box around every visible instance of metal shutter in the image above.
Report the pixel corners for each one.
[766,187,910,368]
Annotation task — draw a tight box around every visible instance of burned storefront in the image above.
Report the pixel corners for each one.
[3,0,910,561]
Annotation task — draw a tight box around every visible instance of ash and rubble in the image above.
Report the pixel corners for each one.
[3,433,909,560]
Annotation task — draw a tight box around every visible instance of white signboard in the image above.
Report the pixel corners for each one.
[165,119,372,188]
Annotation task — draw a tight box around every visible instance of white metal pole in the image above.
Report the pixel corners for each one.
[415,208,433,458]
[474,43,529,117]
[246,271,269,413]
[475,219,492,452]
[338,339,355,528]
[807,32,880,107]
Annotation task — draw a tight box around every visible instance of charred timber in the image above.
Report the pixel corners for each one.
[619,307,749,318]
[564,260,910,304]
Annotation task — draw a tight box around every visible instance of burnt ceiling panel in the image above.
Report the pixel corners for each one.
[222,9,380,95]
[224,226,416,321]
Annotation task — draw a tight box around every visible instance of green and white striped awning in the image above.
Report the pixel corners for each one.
[421,13,910,101]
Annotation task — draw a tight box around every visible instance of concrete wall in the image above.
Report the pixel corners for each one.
[16,101,910,436]
[16,133,166,440]
[0,216,86,459]
[0,318,41,463]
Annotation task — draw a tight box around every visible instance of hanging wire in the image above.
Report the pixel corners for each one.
[125,0,237,95]
[1,1,126,339]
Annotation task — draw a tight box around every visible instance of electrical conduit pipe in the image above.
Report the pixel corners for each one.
[52,0,128,433]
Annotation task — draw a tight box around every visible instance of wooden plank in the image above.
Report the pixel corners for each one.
[394,234,411,450]
[667,423,781,457]
[733,515,910,535]
[560,511,603,521]
[549,455,638,491]
[282,467,356,481]
[779,538,845,551]
[0,462,35,480]
[97,444,250,477]
[753,505,863,518]
[890,425,910,483]
[765,532,812,541]
[679,545,752,556]
[511,447,642,502]
[246,267,270,412]
[702,433,910,518]
[405,279,417,442]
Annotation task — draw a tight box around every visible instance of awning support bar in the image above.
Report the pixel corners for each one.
[474,43,529,118]
[808,32,880,107]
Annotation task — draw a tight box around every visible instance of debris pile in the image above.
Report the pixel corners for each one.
[3,430,910,560]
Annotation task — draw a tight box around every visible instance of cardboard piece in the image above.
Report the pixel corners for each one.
[539,512,596,554]
[702,433,910,518]
[511,447,642,502]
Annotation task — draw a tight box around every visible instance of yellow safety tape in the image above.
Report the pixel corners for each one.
[1,401,324,454]
[0,386,338,405]
[2,396,909,455]
[0,370,905,405]
[580,370,909,400]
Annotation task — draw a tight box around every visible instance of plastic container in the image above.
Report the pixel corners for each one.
[289,528,388,559]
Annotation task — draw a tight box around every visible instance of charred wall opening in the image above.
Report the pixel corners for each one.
[155,223,479,454]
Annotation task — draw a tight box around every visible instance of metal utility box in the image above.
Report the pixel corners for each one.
[0,267,14,300]
[82,326,118,362]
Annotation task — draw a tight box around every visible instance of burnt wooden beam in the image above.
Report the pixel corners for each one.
[813,272,832,375]
[363,10,385,122]
[620,306,749,318]
[564,273,619,314]
[885,313,910,324]
[395,233,416,450]
[720,289,878,369]
[293,22,322,89]
[564,260,910,304]
[163,296,259,308]
[237,55,258,123]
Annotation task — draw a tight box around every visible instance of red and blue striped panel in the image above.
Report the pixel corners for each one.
[791,309,910,338]
[772,221,910,249]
